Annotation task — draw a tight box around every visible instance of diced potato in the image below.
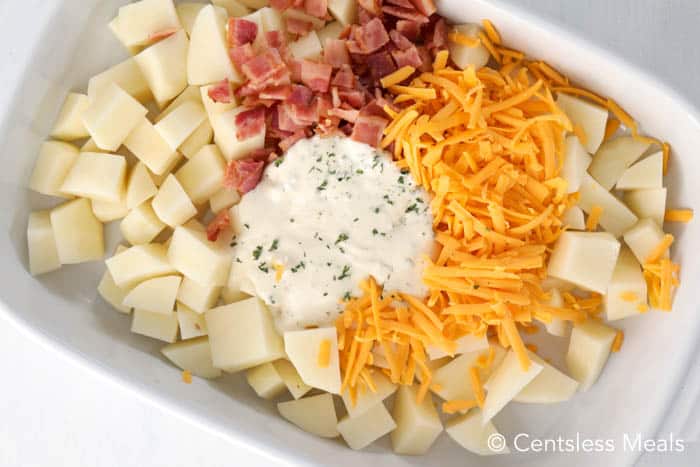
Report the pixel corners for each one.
[28,141,79,198]
[547,231,620,293]
[426,333,489,360]
[161,336,221,378]
[180,121,214,159]
[126,162,158,209]
[60,152,127,203]
[200,84,238,117]
[273,359,312,399]
[220,286,250,304]
[50,199,104,264]
[284,327,341,394]
[624,188,667,227]
[282,8,323,30]
[187,5,242,85]
[561,135,592,193]
[544,288,569,337]
[431,347,504,403]
[27,211,61,276]
[540,276,575,292]
[606,247,647,321]
[616,151,663,190]
[246,362,286,399]
[578,174,639,237]
[114,0,181,48]
[211,107,266,161]
[327,0,358,25]
[156,85,202,121]
[91,197,129,223]
[561,206,585,231]
[177,276,221,314]
[106,243,176,288]
[555,93,608,154]
[211,0,251,17]
[176,302,208,339]
[316,21,344,46]
[243,8,285,48]
[513,352,578,403]
[87,58,153,103]
[278,394,339,439]
[482,350,543,422]
[152,175,197,227]
[391,385,442,456]
[447,24,490,71]
[154,101,206,150]
[82,83,148,152]
[124,118,180,175]
[623,218,668,265]
[237,0,270,9]
[341,371,397,417]
[205,297,285,372]
[210,188,240,213]
[288,31,323,61]
[168,226,232,286]
[134,30,189,108]
[109,17,143,55]
[98,246,132,314]
[176,3,206,36]
[566,320,617,391]
[123,275,181,314]
[337,402,396,450]
[588,136,651,190]
[175,144,227,205]
[131,308,179,343]
[50,93,90,141]
[445,409,510,456]
[120,202,166,245]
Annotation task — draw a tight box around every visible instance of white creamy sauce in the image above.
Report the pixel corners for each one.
[230,136,434,331]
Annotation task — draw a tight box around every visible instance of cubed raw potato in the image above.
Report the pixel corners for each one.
[126,162,158,209]
[284,327,341,394]
[540,276,575,292]
[106,243,176,289]
[426,333,489,360]
[237,0,270,9]
[561,135,592,193]
[91,197,129,223]
[561,206,585,231]
[82,83,148,152]
[327,0,358,25]
[588,136,651,190]
[176,277,221,314]
[109,17,143,55]
[211,107,266,161]
[555,93,608,154]
[134,30,189,108]
[220,286,250,304]
[513,352,578,403]
[28,141,79,198]
[156,85,202,122]
[447,24,490,71]
[200,84,238,116]
[342,371,397,417]
[445,409,510,456]
[176,2,206,36]
[152,175,198,227]
[114,0,181,48]
[168,225,232,286]
[98,246,132,314]
[27,211,61,276]
[623,188,667,227]
[211,0,251,17]
[391,385,442,456]
[176,302,208,339]
[431,347,505,403]
[337,402,396,450]
[616,152,663,190]
[317,21,344,45]
[131,308,179,343]
[544,288,569,337]
[623,218,668,265]
[123,275,181,314]
[482,350,543,423]
[124,118,180,175]
[155,101,206,150]
[282,8,323,30]
[87,58,153,103]
[50,93,90,141]
[161,336,221,378]
[278,394,339,439]
[273,360,312,399]
[50,199,104,264]
[606,247,647,321]
[180,121,214,159]
[120,202,166,245]
[210,188,240,213]
[187,5,242,85]
[60,152,127,203]
[566,320,617,391]
[205,298,285,372]
[288,31,323,61]
[175,144,227,204]
[578,174,639,237]
[246,362,286,399]
[547,231,620,293]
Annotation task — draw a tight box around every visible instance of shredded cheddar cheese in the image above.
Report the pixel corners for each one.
[620,291,638,302]
[182,370,192,384]
[469,366,485,407]
[645,234,674,264]
[586,205,603,231]
[381,66,416,88]
[611,330,624,353]
[318,339,331,368]
[442,399,478,414]
[665,209,693,223]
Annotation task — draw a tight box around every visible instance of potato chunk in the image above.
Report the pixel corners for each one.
[124,118,180,176]
[187,5,242,85]
[445,409,509,455]
[28,141,79,198]
[561,135,592,193]
[122,275,181,314]
[391,385,442,455]
[566,320,617,391]
[624,188,666,227]
[447,24,490,70]
[176,302,208,339]
[284,327,341,394]
[210,107,266,161]
[114,0,181,48]
[152,175,197,227]
[87,58,153,103]
[273,359,312,400]
[623,218,668,265]
[131,308,178,343]
[176,276,221,314]
[327,0,358,25]
[337,402,396,450]
[513,352,578,403]
[106,243,176,289]
[246,362,286,399]
[278,394,339,438]
[134,30,189,107]
[175,144,226,204]
[161,336,221,379]
[482,350,543,423]
[27,211,61,276]
[60,152,127,203]
[120,202,166,245]
[578,174,639,237]
[50,93,90,141]
[606,247,648,321]
[126,162,158,209]
[341,371,396,418]
[50,198,104,264]
[154,101,206,150]
[588,136,651,190]
[167,225,232,286]
[555,93,608,154]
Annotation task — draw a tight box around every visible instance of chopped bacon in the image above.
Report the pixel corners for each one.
[241,49,288,89]
[279,129,306,152]
[223,159,265,193]
[409,0,437,16]
[338,89,366,108]
[301,60,333,92]
[286,17,313,35]
[427,17,448,50]
[389,30,414,51]
[366,51,397,81]
[207,79,233,104]
[391,45,423,68]
[265,30,286,50]
[386,0,416,8]
[288,84,315,106]
[316,93,333,118]
[382,5,429,23]
[351,114,388,147]
[323,39,350,67]
[259,84,293,100]
[270,0,294,10]
[235,107,266,140]
[206,210,231,242]
[148,27,179,43]
[417,46,433,72]
[358,0,382,16]
[304,0,328,18]
[287,59,303,82]
[396,20,421,41]
[331,65,357,89]
[358,7,374,25]
[329,107,360,123]
[277,103,307,132]
[356,18,390,53]
[227,18,258,47]
[229,44,256,68]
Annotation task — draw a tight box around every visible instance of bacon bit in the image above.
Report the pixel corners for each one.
[227,18,258,47]
[331,65,356,89]
[323,39,351,68]
[286,17,313,36]
[207,79,233,104]
[241,49,288,90]
[329,107,360,123]
[279,130,306,151]
[304,0,328,18]
[301,60,333,92]
[611,330,624,353]
[206,210,231,242]
[382,5,429,24]
[235,107,266,140]
[409,0,437,16]
[223,158,265,194]
[270,0,294,10]
[229,44,256,68]
[182,370,192,384]
[148,27,179,43]
[351,114,389,147]
[665,209,693,223]
[356,18,391,54]
[396,20,421,41]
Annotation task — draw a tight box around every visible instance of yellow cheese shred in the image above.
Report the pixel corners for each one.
[645,234,674,264]
[317,339,331,368]
[586,205,603,231]
[380,66,416,88]
[442,399,478,414]
[611,330,624,353]
[665,209,693,223]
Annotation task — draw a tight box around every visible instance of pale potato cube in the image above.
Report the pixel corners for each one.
[278,394,339,439]
[134,30,189,108]
[123,275,181,314]
[391,385,442,456]
[167,225,232,286]
[342,371,396,418]
[98,262,132,314]
[28,141,79,198]
[284,327,341,394]
[566,320,617,391]
[188,5,242,85]
[82,83,148,151]
[50,93,90,141]
[155,101,206,150]
[426,333,489,360]
[126,162,158,209]
[211,107,266,161]
[205,298,285,372]
[555,93,608,154]
[237,0,269,9]
[210,188,240,213]
[513,352,578,403]
[316,21,344,46]
[109,17,143,55]
[243,8,285,48]
[60,152,127,203]
[588,136,651,190]
[131,309,179,343]
[87,58,153,103]
[50,199,104,264]
[445,409,509,456]
[211,0,251,17]
[200,84,238,117]
[578,174,639,237]
[623,188,667,227]
[91,197,129,223]
[246,362,286,399]
[176,302,208,339]
[561,206,585,231]
[606,247,647,321]
[281,8,321,29]
[177,276,221,313]
[431,350,487,402]
[176,3,206,36]
[180,120,213,159]
[540,276,576,292]
[447,24,490,70]
[120,202,166,245]
[152,175,198,227]
[623,218,668,265]
[175,144,226,204]
[273,360,312,399]
[288,31,323,61]
[220,286,250,304]
[328,0,358,25]
[544,288,569,337]
[115,0,181,47]
[337,402,396,450]
[482,350,543,423]
[106,243,176,289]
[124,118,180,175]
[616,151,663,190]
[561,135,592,193]
[161,336,221,378]
[27,211,61,276]
[156,85,202,122]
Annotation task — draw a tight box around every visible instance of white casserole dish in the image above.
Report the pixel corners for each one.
[1,0,698,465]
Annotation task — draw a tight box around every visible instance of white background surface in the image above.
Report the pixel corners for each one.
[1,1,700,466]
